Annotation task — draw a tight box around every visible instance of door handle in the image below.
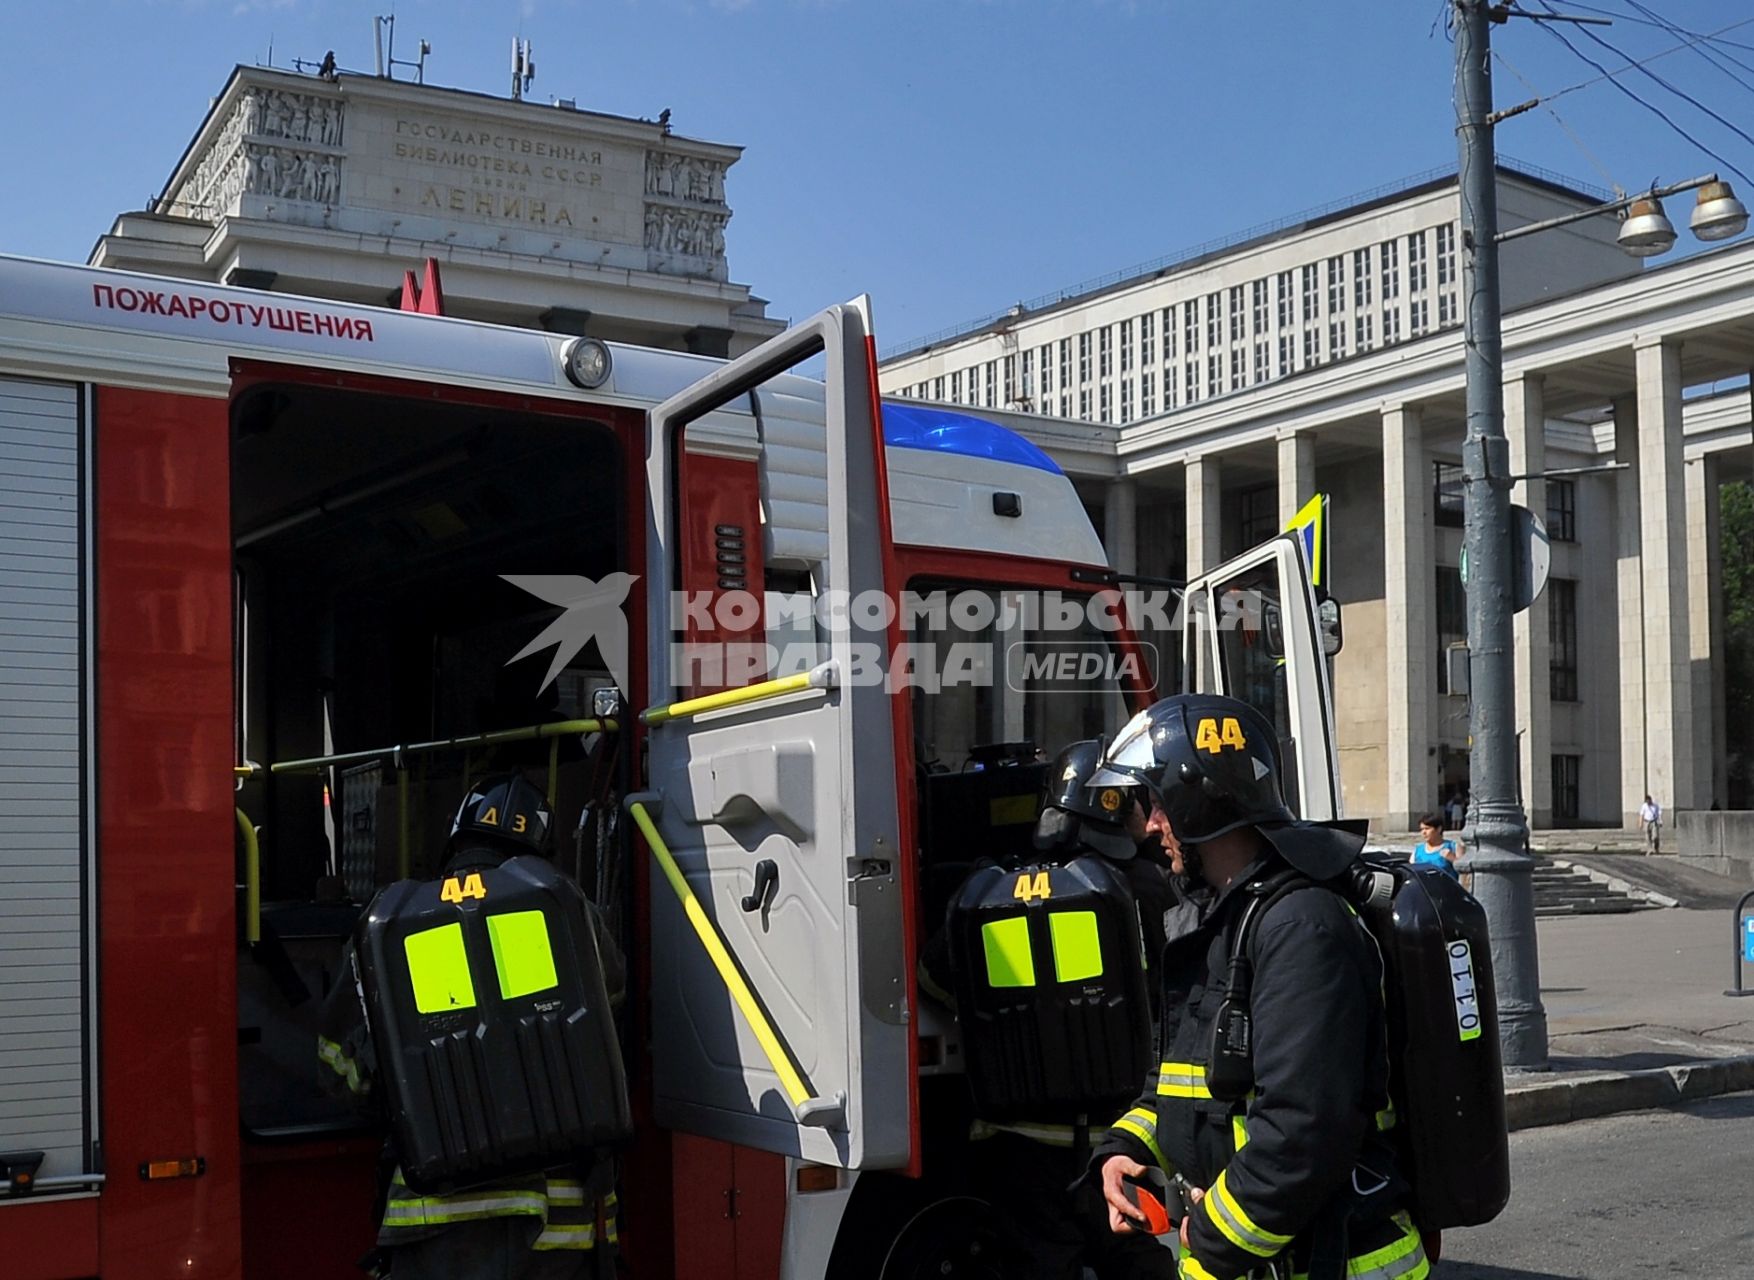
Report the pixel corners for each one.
[741,859,778,913]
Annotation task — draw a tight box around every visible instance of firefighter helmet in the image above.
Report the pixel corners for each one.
[1034,738,1139,860]
[450,772,554,856]
[1090,694,1361,880]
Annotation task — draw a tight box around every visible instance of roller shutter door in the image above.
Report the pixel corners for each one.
[0,377,93,1190]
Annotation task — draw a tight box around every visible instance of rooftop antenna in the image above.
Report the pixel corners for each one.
[374,15,431,82]
[511,38,535,101]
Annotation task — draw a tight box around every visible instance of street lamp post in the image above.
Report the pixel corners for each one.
[1454,0,1549,1071]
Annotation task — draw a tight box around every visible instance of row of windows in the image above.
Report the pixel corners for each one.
[892,224,1462,419]
[1436,567,1579,703]
[1434,463,1576,543]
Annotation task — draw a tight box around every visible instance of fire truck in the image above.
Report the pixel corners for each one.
[0,253,1337,1278]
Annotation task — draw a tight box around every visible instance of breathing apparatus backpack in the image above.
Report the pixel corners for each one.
[1206,854,1510,1231]
[944,854,1154,1121]
[354,852,632,1194]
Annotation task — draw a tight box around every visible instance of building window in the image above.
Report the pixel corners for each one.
[1120,378,1133,424]
[1252,279,1269,336]
[1207,354,1221,398]
[1206,294,1222,349]
[1185,360,1199,404]
[950,370,962,401]
[1120,319,1133,374]
[1438,292,1458,328]
[1060,392,1070,417]
[1434,460,1464,527]
[1354,313,1373,352]
[1185,301,1200,355]
[1003,354,1016,402]
[1140,312,1155,365]
[1253,340,1269,384]
[1099,383,1111,423]
[1303,328,1320,367]
[1408,230,1428,292]
[1079,388,1091,420]
[1020,350,1033,399]
[1436,565,1467,695]
[1079,332,1092,383]
[1410,298,1430,336]
[1238,485,1276,548]
[1327,256,1346,314]
[1550,578,1579,702]
[1277,271,1294,329]
[1552,754,1581,824]
[1381,239,1400,301]
[1436,223,1457,287]
[1547,478,1576,542]
[984,361,996,407]
[1353,248,1373,308]
[1059,338,1071,390]
[933,375,944,400]
[1301,263,1319,323]
[1328,320,1347,360]
[1278,333,1296,376]
[1141,370,1156,417]
[1382,307,1401,345]
[1100,326,1113,378]
[1229,287,1245,343]
[1229,349,1244,393]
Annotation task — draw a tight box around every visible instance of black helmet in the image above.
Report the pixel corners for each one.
[1090,695,1361,880]
[1034,738,1139,860]
[450,772,554,856]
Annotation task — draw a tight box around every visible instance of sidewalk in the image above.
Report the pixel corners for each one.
[1503,906,1754,1129]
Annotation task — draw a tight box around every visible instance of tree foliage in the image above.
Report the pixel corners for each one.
[1722,482,1754,807]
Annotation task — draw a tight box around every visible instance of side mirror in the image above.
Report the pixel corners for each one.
[1318,596,1344,657]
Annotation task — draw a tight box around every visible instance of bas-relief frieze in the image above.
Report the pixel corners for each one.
[642,150,730,272]
[175,86,345,217]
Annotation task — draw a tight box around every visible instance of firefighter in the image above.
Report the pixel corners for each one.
[1086,696,1429,1280]
[919,739,1177,1280]
[318,773,626,1278]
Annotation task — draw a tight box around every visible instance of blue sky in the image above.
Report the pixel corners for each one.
[8,1,1754,348]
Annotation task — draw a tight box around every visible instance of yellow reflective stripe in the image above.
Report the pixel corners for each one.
[1112,1107,1169,1172]
[547,1179,587,1206]
[969,1118,1082,1146]
[982,917,1035,987]
[486,910,560,1000]
[1049,910,1103,982]
[1178,1251,1222,1280]
[1232,1113,1248,1152]
[1376,1104,1398,1132]
[1157,1061,1213,1100]
[403,921,477,1014]
[1204,1169,1294,1258]
[382,1190,548,1227]
[605,1191,618,1211]
[317,1036,369,1096]
[630,801,813,1108]
[533,1223,597,1251]
[1346,1214,1429,1280]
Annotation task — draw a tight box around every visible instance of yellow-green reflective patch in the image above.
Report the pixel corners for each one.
[487,910,560,1000]
[405,922,476,1014]
[982,917,1035,988]
[1049,910,1103,983]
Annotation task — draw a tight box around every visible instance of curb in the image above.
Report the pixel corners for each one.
[1504,1053,1754,1130]
[1550,857,1680,909]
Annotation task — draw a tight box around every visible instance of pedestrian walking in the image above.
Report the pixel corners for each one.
[1639,794,1662,854]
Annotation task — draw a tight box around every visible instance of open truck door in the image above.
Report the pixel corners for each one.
[631,298,911,1171]
[1181,532,1340,821]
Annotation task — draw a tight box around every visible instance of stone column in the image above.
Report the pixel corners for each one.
[1612,393,1643,827]
[1633,338,1695,821]
[1686,452,1726,810]
[1383,405,1433,831]
[1506,373,1550,828]
[1104,477,1138,577]
[1184,454,1223,579]
[1278,431,1316,527]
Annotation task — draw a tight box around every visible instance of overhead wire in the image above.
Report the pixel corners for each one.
[1493,49,1625,194]
[1528,0,1754,186]
[1532,16,1754,108]
[1557,0,1754,54]
[1614,0,1754,95]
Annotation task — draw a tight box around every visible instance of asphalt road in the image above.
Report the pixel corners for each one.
[1433,1094,1754,1279]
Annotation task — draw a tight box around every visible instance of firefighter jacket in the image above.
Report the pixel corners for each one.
[1091,854,1428,1280]
[317,846,626,1255]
